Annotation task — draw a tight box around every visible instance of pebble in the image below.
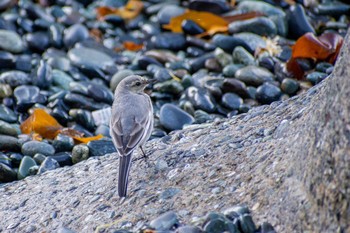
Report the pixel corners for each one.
[72,144,90,164]
[186,87,216,113]
[306,72,328,85]
[288,4,315,39]
[149,211,179,231]
[0,135,20,151]
[221,93,244,111]
[151,33,186,51]
[229,17,277,37]
[232,46,256,66]
[0,120,18,136]
[38,157,60,174]
[49,152,72,166]
[67,46,114,70]
[281,78,299,95]
[18,156,37,179]
[63,24,89,48]
[0,71,31,88]
[235,66,274,87]
[157,5,185,25]
[87,139,116,157]
[213,34,250,53]
[0,29,24,53]
[0,163,17,182]
[256,83,282,104]
[160,104,195,131]
[21,141,55,157]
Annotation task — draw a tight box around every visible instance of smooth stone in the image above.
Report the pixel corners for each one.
[64,93,110,111]
[187,46,205,57]
[95,124,110,137]
[213,34,250,53]
[68,46,114,70]
[32,60,53,89]
[69,81,89,95]
[188,53,215,72]
[233,33,267,55]
[187,36,216,51]
[149,211,179,231]
[288,4,315,39]
[0,0,16,11]
[49,23,64,48]
[18,156,37,179]
[110,70,134,91]
[87,139,116,157]
[194,109,214,124]
[69,109,95,131]
[154,80,184,95]
[153,68,173,82]
[259,222,277,233]
[160,103,195,131]
[315,62,333,73]
[0,105,17,123]
[52,134,74,152]
[222,64,243,77]
[87,82,113,104]
[14,85,47,112]
[221,93,243,111]
[72,144,90,164]
[150,33,186,51]
[0,135,20,151]
[52,70,73,90]
[0,71,31,88]
[15,55,33,72]
[38,156,60,174]
[176,226,203,233]
[47,57,71,71]
[104,15,124,26]
[203,212,238,233]
[33,153,46,165]
[10,153,23,167]
[64,24,89,48]
[0,51,15,69]
[182,19,205,35]
[239,214,257,233]
[137,56,162,70]
[258,56,275,72]
[316,4,350,16]
[222,78,249,98]
[235,66,274,87]
[281,78,299,95]
[214,48,232,67]
[229,17,277,37]
[0,84,12,98]
[306,72,328,85]
[189,0,230,14]
[0,153,11,167]
[205,58,221,72]
[186,86,216,113]
[157,5,185,25]
[0,119,18,136]
[21,141,55,157]
[25,32,50,52]
[49,152,72,166]
[256,83,282,104]
[0,163,17,182]
[237,1,286,18]
[232,46,256,66]
[0,29,24,53]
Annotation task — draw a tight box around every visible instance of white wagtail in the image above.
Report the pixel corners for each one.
[110,75,154,197]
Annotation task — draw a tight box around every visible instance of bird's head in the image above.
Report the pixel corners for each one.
[117,75,155,94]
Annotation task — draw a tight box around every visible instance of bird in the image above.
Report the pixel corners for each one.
[110,75,154,197]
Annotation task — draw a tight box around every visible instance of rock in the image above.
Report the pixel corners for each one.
[14,85,47,112]
[288,4,315,39]
[0,71,31,88]
[306,72,328,85]
[237,1,286,18]
[221,93,243,111]
[52,70,73,90]
[64,93,110,111]
[149,211,179,231]
[235,66,274,87]
[25,32,50,52]
[87,139,116,157]
[223,64,244,77]
[188,0,230,14]
[0,29,24,53]
[150,33,186,51]
[0,120,18,136]
[0,163,17,182]
[176,226,203,233]
[154,80,184,95]
[258,222,277,233]
[33,153,46,165]
[0,51,15,69]
[110,70,134,91]
[87,82,113,104]
[72,144,90,164]
[182,20,205,35]
[157,5,185,25]
[38,157,60,174]
[21,141,55,157]
[32,60,53,89]
[0,135,20,151]
[153,68,172,82]
[0,84,12,98]
[67,46,114,70]
[203,212,238,233]
[256,83,282,104]
[212,34,250,53]
[0,153,11,167]
[49,152,72,166]
[18,156,37,179]
[229,17,277,37]
[281,78,299,95]
[63,24,89,48]
[160,104,195,131]
[186,86,217,113]
[0,105,17,123]
[9,153,23,167]
[233,33,267,54]
[222,78,249,98]
[69,109,95,131]
[232,46,256,66]
[52,134,74,152]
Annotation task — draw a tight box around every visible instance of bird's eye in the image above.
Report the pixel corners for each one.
[135,81,141,86]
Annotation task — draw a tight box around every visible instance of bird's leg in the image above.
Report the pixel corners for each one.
[140,146,148,159]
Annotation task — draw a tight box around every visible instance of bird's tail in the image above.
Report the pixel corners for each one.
[118,154,132,197]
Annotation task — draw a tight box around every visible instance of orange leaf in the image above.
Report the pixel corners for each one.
[96,0,143,20]
[163,10,228,35]
[287,32,343,79]
[20,109,63,140]
[123,41,144,51]
[73,134,104,144]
